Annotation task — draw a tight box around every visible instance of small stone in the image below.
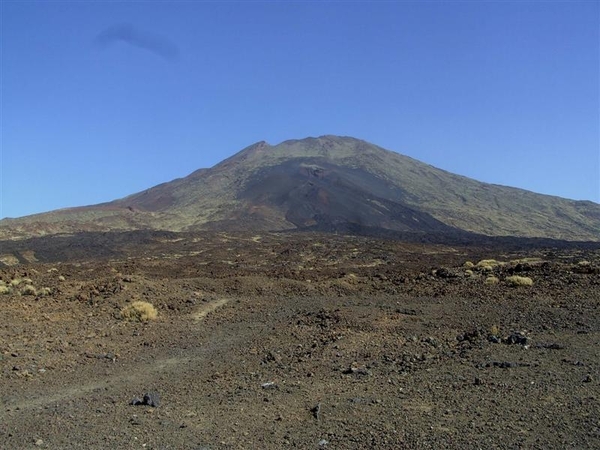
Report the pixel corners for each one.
[342,366,370,376]
[488,335,501,344]
[143,392,160,407]
[535,342,563,350]
[34,439,43,446]
[503,332,528,346]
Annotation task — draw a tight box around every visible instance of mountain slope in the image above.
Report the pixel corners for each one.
[1,136,599,241]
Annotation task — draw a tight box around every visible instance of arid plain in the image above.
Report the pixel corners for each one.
[1,230,598,449]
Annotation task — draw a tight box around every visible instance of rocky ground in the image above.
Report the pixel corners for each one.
[0,231,599,449]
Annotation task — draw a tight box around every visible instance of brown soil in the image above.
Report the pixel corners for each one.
[0,231,599,449]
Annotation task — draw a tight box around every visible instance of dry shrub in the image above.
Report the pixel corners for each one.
[511,257,542,264]
[484,276,499,285]
[465,269,474,277]
[121,301,158,322]
[477,259,499,267]
[38,287,52,296]
[10,279,22,287]
[506,275,533,287]
[58,275,66,282]
[476,259,506,272]
[463,261,475,269]
[0,285,10,295]
[22,285,37,296]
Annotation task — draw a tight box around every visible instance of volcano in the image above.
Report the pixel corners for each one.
[1,136,599,241]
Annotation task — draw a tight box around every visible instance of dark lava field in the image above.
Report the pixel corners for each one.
[0,231,599,449]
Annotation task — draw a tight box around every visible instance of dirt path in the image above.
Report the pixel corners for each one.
[2,298,238,416]
[192,297,231,322]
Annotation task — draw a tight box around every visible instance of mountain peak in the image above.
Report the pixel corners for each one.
[1,136,599,241]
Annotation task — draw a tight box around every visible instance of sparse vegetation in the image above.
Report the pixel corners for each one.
[510,257,543,264]
[38,287,52,296]
[506,275,533,287]
[0,285,10,295]
[121,301,158,322]
[21,285,37,296]
[476,259,507,273]
[477,259,499,267]
[485,276,499,285]
[0,229,598,448]
[10,279,22,287]
[477,260,496,272]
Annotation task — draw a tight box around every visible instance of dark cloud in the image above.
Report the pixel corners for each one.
[95,23,179,61]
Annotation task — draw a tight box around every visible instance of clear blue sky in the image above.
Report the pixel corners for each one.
[1,1,599,219]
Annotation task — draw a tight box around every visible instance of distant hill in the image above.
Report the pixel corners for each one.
[1,136,599,241]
